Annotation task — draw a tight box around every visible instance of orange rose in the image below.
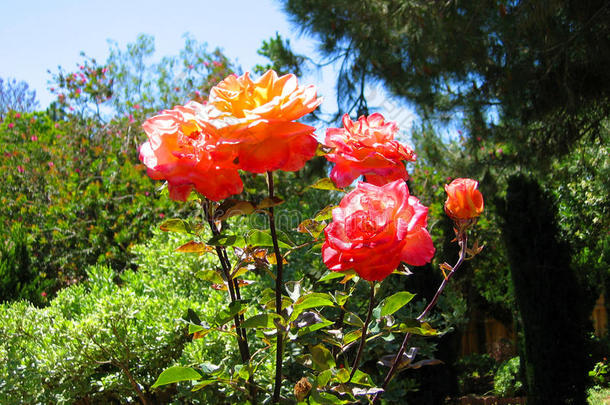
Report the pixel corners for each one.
[322,180,435,281]
[206,70,322,173]
[324,113,416,188]
[444,178,484,220]
[139,101,243,201]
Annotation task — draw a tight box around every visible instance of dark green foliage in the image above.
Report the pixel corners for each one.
[455,353,497,395]
[501,175,589,404]
[254,33,308,77]
[282,0,610,158]
[0,224,53,305]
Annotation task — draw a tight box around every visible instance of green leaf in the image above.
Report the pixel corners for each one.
[308,178,345,192]
[151,366,202,388]
[246,229,291,249]
[241,313,284,329]
[310,344,336,371]
[191,379,216,391]
[297,219,326,238]
[291,293,336,321]
[314,205,337,221]
[188,324,206,334]
[343,329,362,345]
[336,367,350,383]
[297,319,334,336]
[318,271,345,283]
[380,291,416,317]
[316,368,332,387]
[207,233,246,248]
[393,319,438,336]
[344,312,364,327]
[159,219,191,234]
[195,269,224,284]
[350,370,374,387]
[214,300,247,327]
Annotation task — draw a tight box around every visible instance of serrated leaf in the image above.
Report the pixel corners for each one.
[159,219,191,234]
[308,177,345,192]
[310,344,336,371]
[176,241,213,254]
[380,291,416,317]
[214,199,256,221]
[241,313,284,329]
[151,366,202,388]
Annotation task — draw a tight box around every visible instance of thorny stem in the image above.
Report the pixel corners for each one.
[348,282,376,382]
[202,199,256,403]
[373,232,469,404]
[267,171,285,404]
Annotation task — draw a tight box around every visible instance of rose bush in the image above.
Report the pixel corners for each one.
[444,177,484,220]
[139,101,243,201]
[322,179,435,281]
[205,69,322,173]
[324,113,417,187]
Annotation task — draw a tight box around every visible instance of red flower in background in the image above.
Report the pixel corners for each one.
[206,69,322,173]
[139,101,243,201]
[324,113,416,188]
[444,178,484,220]
[322,180,435,281]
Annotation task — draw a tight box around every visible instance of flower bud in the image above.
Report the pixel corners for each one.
[444,178,484,220]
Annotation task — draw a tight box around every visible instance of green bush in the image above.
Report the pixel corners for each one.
[494,356,524,397]
[0,229,258,404]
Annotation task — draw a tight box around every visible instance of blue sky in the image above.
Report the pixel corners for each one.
[1,0,415,130]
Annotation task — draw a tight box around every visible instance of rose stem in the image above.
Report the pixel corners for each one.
[372,232,468,404]
[267,171,285,404]
[348,281,376,382]
[202,199,256,403]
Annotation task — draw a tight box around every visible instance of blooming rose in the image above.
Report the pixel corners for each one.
[322,180,435,281]
[444,178,484,220]
[206,69,322,173]
[324,113,417,188]
[139,101,243,201]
